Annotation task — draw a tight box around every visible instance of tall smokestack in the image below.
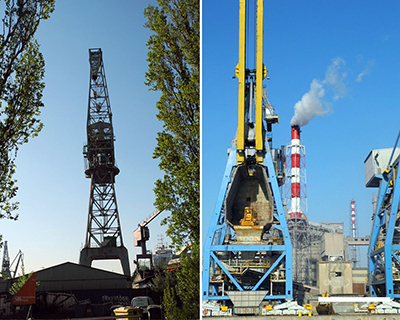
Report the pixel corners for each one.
[351,199,356,238]
[350,199,359,267]
[288,125,304,221]
[286,125,310,285]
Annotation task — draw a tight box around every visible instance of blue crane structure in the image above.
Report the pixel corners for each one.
[202,0,293,313]
[368,130,400,298]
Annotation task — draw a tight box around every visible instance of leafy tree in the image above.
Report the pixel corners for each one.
[150,248,199,318]
[163,285,182,320]
[151,268,176,295]
[175,243,199,319]
[0,0,55,221]
[144,0,199,248]
[144,1,199,317]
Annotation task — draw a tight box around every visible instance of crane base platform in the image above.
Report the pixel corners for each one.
[79,246,130,276]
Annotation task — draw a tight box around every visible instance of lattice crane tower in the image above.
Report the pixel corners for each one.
[1,241,10,278]
[79,48,130,276]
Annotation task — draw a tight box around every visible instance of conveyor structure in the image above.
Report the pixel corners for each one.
[368,131,400,298]
[202,0,293,313]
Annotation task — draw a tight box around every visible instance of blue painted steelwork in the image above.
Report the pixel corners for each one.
[202,142,293,303]
[202,0,293,310]
[368,131,400,298]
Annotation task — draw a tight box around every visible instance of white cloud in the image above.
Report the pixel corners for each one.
[356,60,375,83]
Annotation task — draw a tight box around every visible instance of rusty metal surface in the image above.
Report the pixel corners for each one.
[233,225,264,242]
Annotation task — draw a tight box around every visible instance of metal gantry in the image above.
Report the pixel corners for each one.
[202,0,292,313]
[368,131,400,298]
[79,48,130,276]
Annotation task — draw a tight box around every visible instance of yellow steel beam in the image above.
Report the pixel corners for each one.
[255,0,264,163]
[236,0,246,165]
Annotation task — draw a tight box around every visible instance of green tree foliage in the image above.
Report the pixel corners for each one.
[163,285,182,320]
[151,268,176,295]
[0,0,55,220]
[150,249,199,319]
[8,265,39,296]
[145,1,199,318]
[175,243,199,319]
[152,249,199,319]
[144,0,199,248]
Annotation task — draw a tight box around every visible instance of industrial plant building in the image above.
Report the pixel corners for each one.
[0,262,159,318]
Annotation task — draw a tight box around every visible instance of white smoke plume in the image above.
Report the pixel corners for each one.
[356,60,374,83]
[290,79,326,127]
[290,57,347,127]
[324,57,347,101]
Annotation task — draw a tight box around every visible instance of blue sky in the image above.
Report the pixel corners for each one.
[1,0,170,275]
[202,1,400,267]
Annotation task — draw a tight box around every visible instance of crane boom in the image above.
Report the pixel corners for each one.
[139,209,164,228]
[133,208,166,248]
[10,250,24,278]
[236,0,268,165]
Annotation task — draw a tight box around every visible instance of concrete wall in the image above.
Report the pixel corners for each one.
[318,261,353,294]
[321,233,344,259]
[352,268,368,294]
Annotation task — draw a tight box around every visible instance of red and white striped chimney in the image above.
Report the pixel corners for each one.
[351,199,356,238]
[289,125,302,220]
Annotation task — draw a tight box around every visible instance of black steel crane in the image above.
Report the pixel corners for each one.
[79,48,130,276]
[1,241,10,278]
[1,241,24,279]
